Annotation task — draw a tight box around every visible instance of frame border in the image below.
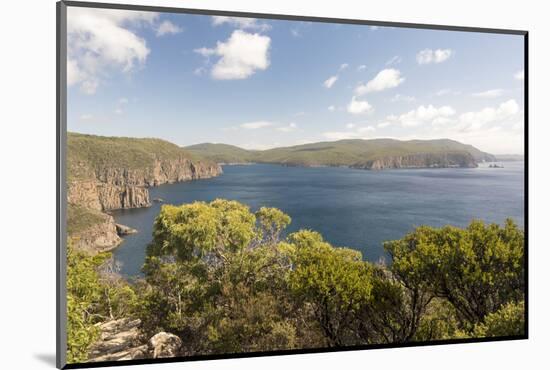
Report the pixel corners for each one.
[57,1,529,369]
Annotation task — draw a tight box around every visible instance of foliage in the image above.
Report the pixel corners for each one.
[473,301,525,337]
[67,199,525,360]
[287,230,373,346]
[66,243,138,363]
[384,219,524,327]
[67,132,217,180]
[66,243,106,363]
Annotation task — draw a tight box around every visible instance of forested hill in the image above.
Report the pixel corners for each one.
[185,138,496,169]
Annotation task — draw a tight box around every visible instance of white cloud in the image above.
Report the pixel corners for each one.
[514,70,525,81]
[386,56,402,66]
[114,108,124,115]
[472,89,505,98]
[324,75,338,89]
[195,30,271,80]
[67,8,158,94]
[276,123,298,132]
[240,121,273,129]
[393,105,456,127]
[325,75,341,89]
[118,97,129,104]
[290,29,301,37]
[346,123,355,129]
[355,68,404,95]
[80,114,93,120]
[377,122,391,128]
[156,20,182,36]
[328,105,336,112]
[357,65,367,71]
[339,63,349,71]
[347,96,373,114]
[370,26,379,31]
[416,49,453,64]
[211,16,271,32]
[458,99,519,132]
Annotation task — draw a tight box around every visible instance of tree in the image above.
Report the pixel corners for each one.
[473,300,525,337]
[140,200,297,355]
[287,230,373,346]
[385,219,524,328]
[66,242,106,363]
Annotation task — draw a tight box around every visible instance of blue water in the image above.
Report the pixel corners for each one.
[112,162,524,276]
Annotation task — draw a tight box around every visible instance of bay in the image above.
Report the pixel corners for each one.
[112,162,524,276]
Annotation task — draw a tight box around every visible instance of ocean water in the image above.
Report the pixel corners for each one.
[112,162,525,276]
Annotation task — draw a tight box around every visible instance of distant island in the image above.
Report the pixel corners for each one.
[185,138,496,169]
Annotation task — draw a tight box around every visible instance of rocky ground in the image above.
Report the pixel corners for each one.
[87,318,182,362]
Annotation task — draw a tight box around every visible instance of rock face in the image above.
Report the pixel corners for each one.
[70,212,122,254]
[87,318,182,362]
[352,152,478,170]
[68,159,221,213]
[149,332,183,358]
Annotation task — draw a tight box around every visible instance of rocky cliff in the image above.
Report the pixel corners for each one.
[67,133,223,253]
[352,152,478,170]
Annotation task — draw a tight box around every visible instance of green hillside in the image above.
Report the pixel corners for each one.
[67,132,209,180]
[184,143,257,164]
[185,138,496,167]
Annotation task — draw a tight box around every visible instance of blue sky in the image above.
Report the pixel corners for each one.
[67,7,525,154]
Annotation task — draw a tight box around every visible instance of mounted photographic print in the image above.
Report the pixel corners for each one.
[57,1,527,368]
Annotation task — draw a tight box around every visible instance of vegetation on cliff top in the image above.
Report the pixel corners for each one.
[185,139,496,167]
[67,199,525,362]
[67,132,217,181]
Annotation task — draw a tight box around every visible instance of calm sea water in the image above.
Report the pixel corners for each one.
[112,162,524,276]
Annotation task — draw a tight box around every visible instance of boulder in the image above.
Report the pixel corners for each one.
[115,223,138,236]
[149,332,182,358]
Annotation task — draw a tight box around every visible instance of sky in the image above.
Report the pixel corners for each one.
[66,7,525,154]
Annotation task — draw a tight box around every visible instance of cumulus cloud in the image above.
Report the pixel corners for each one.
[195,30,271,80]
[355,68,404,95]
[347,96,373,114]
[328,105,336,112]
[416,49,453,64]
[211,16,271,32]
[324,75,338,89]
[472,89,504,98]
[393,105,456,127]
[377,122,391,128]
[339,63,349,71]
[514,70,524,81]
[156,20,182,36]
[357,65,367,71]
[67,8,158,94]
[458,99,519,132]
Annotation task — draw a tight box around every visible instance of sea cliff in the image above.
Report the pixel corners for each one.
[67,133,222,253]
